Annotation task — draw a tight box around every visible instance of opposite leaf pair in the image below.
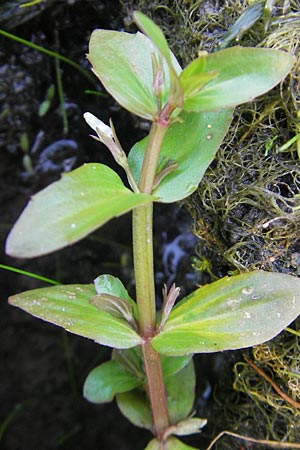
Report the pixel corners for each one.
[9,272,300,355]
[6,12,295,256]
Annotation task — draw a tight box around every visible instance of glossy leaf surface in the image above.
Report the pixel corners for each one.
[183,47,295,112]
[128,110,232,203]
[6,163,153,258]
[9,284,142,348]
[83,360,141,403]
[94,274,132,301]
[152,271,300,355]
[88,30,181,120]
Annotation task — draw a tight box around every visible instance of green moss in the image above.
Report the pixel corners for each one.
[184,1,300,278]
[184,2,300,448]
[228,325,300,447]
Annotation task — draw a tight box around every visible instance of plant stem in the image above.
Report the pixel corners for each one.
[132,204,156,337]
[132,119,170,437]
[142,341,170,438]
[132,203,170,436]
[138,121,168,194]
[133,119,168,336]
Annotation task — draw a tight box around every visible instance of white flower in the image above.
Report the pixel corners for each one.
[83,112,139,193]
[83,112,113,142]
[83,111,125,166]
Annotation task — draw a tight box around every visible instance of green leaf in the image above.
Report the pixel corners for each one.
[133,11,171,65]
[183,47,295,112]
[166,360,196,424]
[152,271,300,356]
[180,53,207,79]
[113,347,190,380]
[180,54,219,98]
[170,418,207,437]
[218,2,264,49]
[133,11,183,107]
[144,440,161,450]
[83,360,141,404]
[94,274,132,300]
[88,30,181,120]
[94,275,136,314]
[115,359,195,430]
[112,347,193,389]
[181,72,219,98]
[93,274,138,326]
[116,389,153,431]
[145,437,199,450]
[128,110,233,203]
[90,294,138,331]
[8,284,142,349]
[6,163,153,258]
[161,354,192,378]
[38,99,51,117]
[113,347,145,380]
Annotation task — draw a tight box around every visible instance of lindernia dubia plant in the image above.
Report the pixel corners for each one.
[5,11,300,450]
